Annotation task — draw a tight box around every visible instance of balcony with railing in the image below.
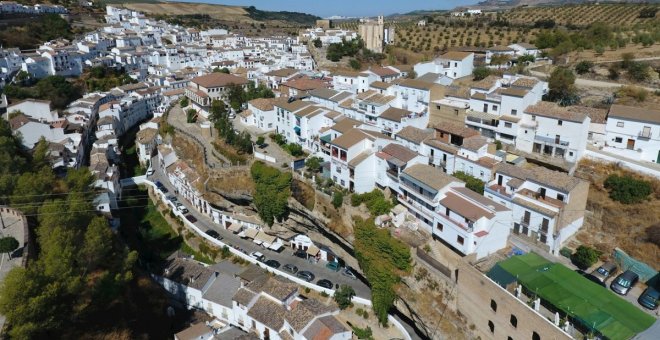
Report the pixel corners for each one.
[398,193,434,220]
[517,188,565,209]
[535,135,569,147]
[486,183,512,198]
[437,211,474,233]
[386,168,399,182]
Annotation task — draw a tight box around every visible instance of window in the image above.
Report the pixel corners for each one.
[508,337,514,340]
[490,299,498,312]
[340,179,345,186]
[558,120,563,126]
[493,105,498,111]
[616,121,624,127]
[437,223,443,232]
[532,332,541,340]
[445,207,450,216]
[614,137,622,143]
[532,115,536,121]
[457,236,464,245]
[511,109,518,115]
[557,193,564,201]
[504,122,512,128]
[488,320,495,333]
[454,109,459,116]
[510,314,517,328]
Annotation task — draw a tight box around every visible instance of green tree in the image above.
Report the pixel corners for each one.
[620,52,635,69]
[472,66,491,80]
[334,284,355,309]
[250,161,292,226]
[228,84,246,111]
[256,136,265,146]
[180,97,189,107]
[575,60,593,74]
[349,58,362,70]
[627,62,650,82]
[286,143,303,156]
[312,38,322,48]
[0,237,19,259]
[571,245,602,270]
[604,174,652,204]
[547,67,579,106]
[305,156,323,173]
[80,217,114,272]
[186,108,197,123]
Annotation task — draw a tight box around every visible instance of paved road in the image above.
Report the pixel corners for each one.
[0,210,26,330]
[529,70,657,92]
[149,166,372,300]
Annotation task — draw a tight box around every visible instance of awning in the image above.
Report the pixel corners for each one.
[244,228,259,239]
[307,245,320,256]
[320,134,332,143]
[268,240,284,251]
[294,126,301,134]
[227,223,242,232]
[255,231,276,245]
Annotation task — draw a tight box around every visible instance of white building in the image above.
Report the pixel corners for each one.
[604,104,660,164]
[414,51,474,79]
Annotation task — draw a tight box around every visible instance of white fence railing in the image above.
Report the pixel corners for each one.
[254,151,277,164]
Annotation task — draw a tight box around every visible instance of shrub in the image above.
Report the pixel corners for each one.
[286,143,303,156]
[349,58,361,70]
[251,161,292,225]
[332,191,344,209]
[575,60,594,74]
[473,66,491,80]
[647,224,660,247]
[618,86,648,102]
[559,247,573,258]
[180,97,189,107]
[334,285,355,310]
[452,171,485,194]
[627,62,650,82]
[256,136,265,146]
[604,174,652,204]
[571,245,602,270]
[351,190,393,216]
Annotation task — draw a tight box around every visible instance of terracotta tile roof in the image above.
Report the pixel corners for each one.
[370,81,392,90]
[245,274,298,302]
[191,73,249,88]
[370,66,399,77]
[265,68,298,78]
[567,105,608,124]
[608,104,660,125]
[348,151,372,167]
[9,114,30,130]
[461,136,488,152]
[248,98,276,111]
[440,192,495,221]
[309,88,338,100]
[445,85,471,99]
[247,295,286,330]
[424,139,459,154]
[302,315,348,340]
[285,299,335,332]
[330,128,370,149]
[432,121,480,138]
[496,163,582,192]
[525,102,587,123]
[488,45,514,51]
[274,99,313,112]
[283,77,329,91]
[380,107,412,122]
[395,126,434,144]
[472,75,500,90]
[402,164,458,191]
[330,117,361,133]
[453,187,508,212]
[500,87,528,98]
[381,143,418,163]
[396,78,434,91]
[136,127,158,144]
[512,77,539,88]
[440,51,473,61]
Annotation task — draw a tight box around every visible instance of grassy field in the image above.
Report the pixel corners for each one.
[503,3,660,28]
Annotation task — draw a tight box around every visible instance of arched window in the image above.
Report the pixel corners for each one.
[510,314,518,328]
[490,299,497,312]
[532,331,541,340]
[488,320,495,333]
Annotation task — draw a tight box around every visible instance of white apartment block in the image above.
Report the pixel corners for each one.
[484,163,589,255]
[414,51,474,79]
[185,73,250,118]
[604,104,660,164]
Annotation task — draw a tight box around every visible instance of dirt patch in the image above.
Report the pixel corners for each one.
[206,169,254,196]
[291,179,316,210]
[573,159,660,269]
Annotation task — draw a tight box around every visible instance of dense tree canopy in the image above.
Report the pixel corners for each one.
[250,161,292,226]
[3,75,83,110]
[547,67,579,106]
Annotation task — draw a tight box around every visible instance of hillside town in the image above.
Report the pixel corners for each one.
[0,2,658,340]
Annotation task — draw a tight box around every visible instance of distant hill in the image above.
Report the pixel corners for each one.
[470,0,658,10]
[116,1,318,26]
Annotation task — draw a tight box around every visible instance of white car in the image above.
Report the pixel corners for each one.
[146,168,155,176]
[250,251,265,262]
[176,205,188,214]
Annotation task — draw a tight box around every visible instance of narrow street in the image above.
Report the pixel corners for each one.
[148,162,373,300]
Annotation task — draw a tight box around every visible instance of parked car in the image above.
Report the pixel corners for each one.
[610,270,639,295]
[326,261,341,272]
[166,195,178,203]
[176,205,188,214]
[293,250,307,259]
[296,271,315,282]
[638,286,659,310]
[265,259,281,269]
[341,267,357,280]
[250,251,265,262]
[590,262,617,283]
[282,264,298,274]
[205,229,220,239]
[185,215,197,223]
[317,279,333,289]
[155,181,168,193]
[146,168,155,176]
